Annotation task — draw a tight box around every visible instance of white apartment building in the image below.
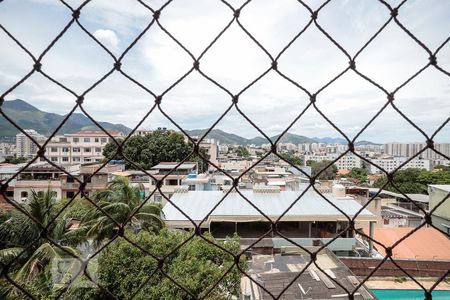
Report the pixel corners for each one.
[384,142,450,160]
[16,129,46,159]
[42,131,124,165]
[369,157,432,174]
[304,153,362,170]
[335,154,362,170]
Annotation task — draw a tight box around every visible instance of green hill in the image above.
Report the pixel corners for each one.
[186,129,316,145]
[0,100,132,136]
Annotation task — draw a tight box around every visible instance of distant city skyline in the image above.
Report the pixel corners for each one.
[0,0,449,143]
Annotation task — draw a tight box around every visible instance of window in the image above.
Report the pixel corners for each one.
[59,137,67,142]
[72,147,80,152]
[84,158,91,162]
[6,191,13,197]
[37,191,44,197]
[189,185,195,191]
[66,191,75,198]
[73,157,81,162]
[73,137,79,143]
[66,177,75,183]
[84,147,91,152]
[84,138,90,142]
[167,179,179,186]
[21,191,28,198]
[51,157,58,162]
[51,147,58,152]
[62,147,70,152]
[62,157,69,162]
[95,138,99,143]
[95,147,102,153]
[101,137,107,143]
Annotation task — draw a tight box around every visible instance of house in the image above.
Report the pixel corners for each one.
[163,184,377,253]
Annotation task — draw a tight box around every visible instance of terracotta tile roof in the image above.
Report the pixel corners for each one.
[371,227,450,260]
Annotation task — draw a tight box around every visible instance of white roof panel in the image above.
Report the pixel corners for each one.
[163,190,375,223]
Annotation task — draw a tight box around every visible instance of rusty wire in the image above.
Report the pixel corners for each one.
[0,0,449,299]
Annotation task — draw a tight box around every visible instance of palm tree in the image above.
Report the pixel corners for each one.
[0,189,79,298]
[78,176,164,246]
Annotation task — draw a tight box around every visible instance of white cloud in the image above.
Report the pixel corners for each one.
[93,29,119,50]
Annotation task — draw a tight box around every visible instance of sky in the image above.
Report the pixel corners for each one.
[0,0,449,143]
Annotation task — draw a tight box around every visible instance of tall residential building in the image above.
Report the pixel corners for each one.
[384,142,450,160]
[41,131,124,165]
[15,129,46,159]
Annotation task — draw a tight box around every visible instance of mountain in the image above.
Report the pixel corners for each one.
[355,140,382,146]
[313,137,347,144]
[0,100,132,136]
[186,129,316,145]
[0,100,379,146]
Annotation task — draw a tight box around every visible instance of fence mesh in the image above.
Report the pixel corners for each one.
[0,0,449,299]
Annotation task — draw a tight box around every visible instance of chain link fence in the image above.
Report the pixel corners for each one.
[0,0,449,299]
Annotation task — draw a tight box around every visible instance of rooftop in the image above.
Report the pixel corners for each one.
[65,131,123,136]
[243,249,375,300]
[370,227,450,260]
[163,189,376,226]
[429,185,450,193]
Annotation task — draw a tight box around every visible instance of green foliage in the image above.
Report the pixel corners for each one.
[70,229,245,300]
[341,167,369,184]
[235,146,250,158]
[255,150,264,157]
[75,176,164,247]
[307,160,338,180]
[280,152,303,166]
[0,190,79,299]
[394,276,407,283]
[373,168,450,194]
[103,130,209,171]
[3,156,28,164]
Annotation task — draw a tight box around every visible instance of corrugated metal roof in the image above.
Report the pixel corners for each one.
[163,190,375,223]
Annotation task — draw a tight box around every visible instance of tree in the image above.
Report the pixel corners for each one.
[235,146,250,159]
[103,130,209,172]
[373,168,450,194]
[307,160,338,180]
[4,156,28,164]
[0,190,79,299]
[280,152,303,166]
[342,167,369,184]
[76,176,164,246]
[69,229,245,300]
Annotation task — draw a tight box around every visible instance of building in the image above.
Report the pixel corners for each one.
[304,153,362,170]
[384,142,450,160]
[335,154,362,170]
[163,186,376,246]
[42,131,124,165]
[15,129,46,159]
[369,157,432,173]
[370,227,450,260]
[4,162,124,203]
[242,248,376,300]
[119,162,199,204]
[428,185,450,234]
[0,143,16,162]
